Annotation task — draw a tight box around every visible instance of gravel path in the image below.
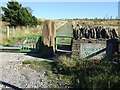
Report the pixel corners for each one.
[57,21,72,36]
[0,52,52,89]
[0,52,51,64]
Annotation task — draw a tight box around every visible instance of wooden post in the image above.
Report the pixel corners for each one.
[6,26,10,37]
[12,26,15,37]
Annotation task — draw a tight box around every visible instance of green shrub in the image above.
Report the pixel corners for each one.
[53,56,120,89]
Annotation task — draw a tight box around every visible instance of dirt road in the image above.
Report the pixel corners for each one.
[0,52,51,89]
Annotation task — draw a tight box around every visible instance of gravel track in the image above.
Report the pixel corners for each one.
[57,21,72,36]
[0,52,51,89]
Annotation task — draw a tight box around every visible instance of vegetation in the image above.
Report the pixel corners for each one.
[54,56,120,89]
[22,60,52,71]
[1,25,42,46]
[22,55,120,89]
[2,1,39,27]
[1,18,119,46]
[22,60,71,88]
[2,36,22,46]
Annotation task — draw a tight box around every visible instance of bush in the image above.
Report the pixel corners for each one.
[53,56,120,89]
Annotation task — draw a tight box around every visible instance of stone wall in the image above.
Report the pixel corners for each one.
[72,39,106,59]
[106,39,120,60]
[72,39,120,60]
[119,41,120,53]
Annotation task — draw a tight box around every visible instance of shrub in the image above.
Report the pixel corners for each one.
[53,56,120,89]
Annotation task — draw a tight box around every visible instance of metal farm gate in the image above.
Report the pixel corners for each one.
[56,35,73,52]
[20,36,41,52]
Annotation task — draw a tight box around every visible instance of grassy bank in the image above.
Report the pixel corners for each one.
[22,60,71,88]
[1,19,119,46]
[1,23,42,46]
[0,20,67,46]
[22,56,120,88]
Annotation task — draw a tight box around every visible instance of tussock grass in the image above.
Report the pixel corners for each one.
[54,56,120,88]
[22,56,120,88]
[22,60,52,71]
[1,23,42,46]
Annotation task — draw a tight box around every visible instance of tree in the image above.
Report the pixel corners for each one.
[25,7,33,14]
[2,1,38,27]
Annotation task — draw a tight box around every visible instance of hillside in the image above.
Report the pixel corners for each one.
[1,19,120,46]
[56,19,120,37]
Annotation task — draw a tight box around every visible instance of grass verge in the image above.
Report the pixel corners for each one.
[22,55,120,88]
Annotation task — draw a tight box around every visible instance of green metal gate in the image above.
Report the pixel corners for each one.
[56,35,73,51]
[20,36,41,52]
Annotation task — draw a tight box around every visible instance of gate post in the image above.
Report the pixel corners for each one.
[118,40,120,57]
[51,21,56,52]
[42,20,56,50]
[106,39,119,60]
[41,20,56,57]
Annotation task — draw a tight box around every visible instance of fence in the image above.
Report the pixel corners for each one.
[2,26,42,38]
